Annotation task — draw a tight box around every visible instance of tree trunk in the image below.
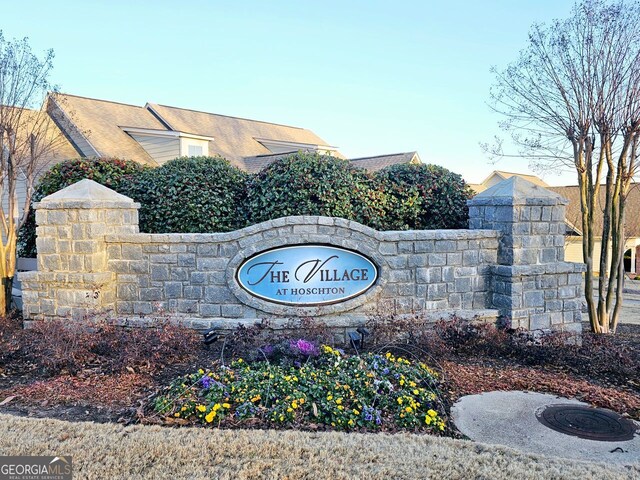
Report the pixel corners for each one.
[0,276,12,313]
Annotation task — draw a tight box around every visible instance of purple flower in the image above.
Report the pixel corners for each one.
[200,376,213,389]
[289,339,318,356]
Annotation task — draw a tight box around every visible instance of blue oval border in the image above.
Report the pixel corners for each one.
[235,244,379,307]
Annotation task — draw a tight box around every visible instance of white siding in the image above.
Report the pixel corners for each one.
[131,134,180,165]
[179,138,209,158]
[1,173,28,221]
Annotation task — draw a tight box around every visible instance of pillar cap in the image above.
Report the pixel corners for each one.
[468,177,568,206]
[35,179,138,209]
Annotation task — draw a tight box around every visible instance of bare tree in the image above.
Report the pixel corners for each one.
[486,0,640,333]
[0,33,67,314]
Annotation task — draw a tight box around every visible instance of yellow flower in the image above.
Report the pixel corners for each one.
[287,408,293,413]
[353,409,360,415]
[251,395,261,402]
[425,415,432,425]
[222,403,231,409]
[327,395,333,401]
[205,411,216,423]
[348,419,355,426]
[337,405,344,410]
[196,405,206,412]
[291,401,298,409]
[198,369,204,375]
[427,409,438,418]
[174,412,180,417]
[213,404,221,411]
[237,358,244,363]
[299,398,305,405]
[397,398,403,405]
[405,406,413,413]
[336,398,342,405]
[413,389,420,395]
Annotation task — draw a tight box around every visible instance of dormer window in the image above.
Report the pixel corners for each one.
[120,126,214,164]
[188,144,203,156]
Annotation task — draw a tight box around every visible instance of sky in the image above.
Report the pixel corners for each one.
[2,0,581,185]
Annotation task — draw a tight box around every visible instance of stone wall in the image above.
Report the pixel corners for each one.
[20,177,586,337]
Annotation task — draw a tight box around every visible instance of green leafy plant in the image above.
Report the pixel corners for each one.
[376,163,473,230]
[122,156,248,233]
[153,344,446,432]
[245,152,389,228]
[18,157,147,257]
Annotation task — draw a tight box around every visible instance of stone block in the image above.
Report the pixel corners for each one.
[435,240,457,253]
[133,302,153,315]
[523,290,544,308]
[122,244,143,260]
[197,257,227,270]
[379,242,397,255]
[454,277,473,293]
[150,264,170,281]
[190,272,206,284]
[397,241,414,254]
[427,283,447,300]
[177,299,199,314]
[447,252,462,265]
[204,286,235,303]
[140,287,163,301]
[221,304,243,318]
[414,241,435,253]
[428,253,447,267]
[165,282,183,298]
[150,253,178,264]
[170,267,189,281]
[530,313,551,329]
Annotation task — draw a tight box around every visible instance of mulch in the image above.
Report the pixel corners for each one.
[0,323,638,431]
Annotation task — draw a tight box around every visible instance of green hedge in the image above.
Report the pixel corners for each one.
[376,163,472,230]
[20,154,472,257]
[18,157,146,257]
[122,156,248,233]
[245,152,388,228]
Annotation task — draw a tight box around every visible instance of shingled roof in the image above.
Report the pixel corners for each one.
[548,184,640,238]
[49,94,165,166]
[350,152,420,171]
[147,103,337,169]
[48,93,340,171]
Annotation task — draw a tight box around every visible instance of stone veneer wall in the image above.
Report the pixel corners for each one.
[20,178,586,336]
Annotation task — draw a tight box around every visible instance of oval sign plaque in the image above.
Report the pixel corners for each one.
[236,245,378,306]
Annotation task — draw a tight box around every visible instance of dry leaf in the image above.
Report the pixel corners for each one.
[0,395,16,406]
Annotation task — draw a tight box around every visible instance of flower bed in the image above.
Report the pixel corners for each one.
[153,344,446,433]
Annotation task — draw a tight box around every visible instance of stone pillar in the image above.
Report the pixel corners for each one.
[19,179,140,322]
[468,177,586,334]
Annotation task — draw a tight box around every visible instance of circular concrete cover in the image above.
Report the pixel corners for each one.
[451,391,640,465]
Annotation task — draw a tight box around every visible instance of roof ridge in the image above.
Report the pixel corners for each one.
[53,92,148,110]
[154,103,308,131]
[350,152,416,161]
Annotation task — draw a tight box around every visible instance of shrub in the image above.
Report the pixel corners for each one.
[376,163,473,230]
[245,152,389,228]
[18,157,146,257]
[154,344,446,432]
[122,156,248,233]
[12,319,200,375]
